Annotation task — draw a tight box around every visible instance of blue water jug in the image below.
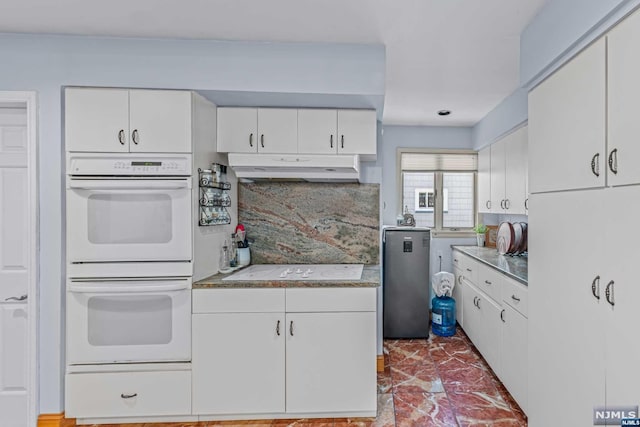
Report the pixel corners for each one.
[432,296,456,337]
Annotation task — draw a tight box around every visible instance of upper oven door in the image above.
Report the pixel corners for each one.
[66,178,192,263]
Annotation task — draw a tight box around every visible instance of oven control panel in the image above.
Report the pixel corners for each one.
[67,154,193,176]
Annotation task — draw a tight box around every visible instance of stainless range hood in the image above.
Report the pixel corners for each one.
[227,153,361,182]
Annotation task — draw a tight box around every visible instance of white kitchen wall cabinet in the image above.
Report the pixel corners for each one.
[216,108,297,154]
[192,287,376,419]
[489,139,506,213]
[336,110,376,159]
[488,126,528,214]
[607,9,640,187]
[477,146,491,213]
[528,191,605,427]
[65,88,192,153]
[298,109,338,155]
[528,38,606,194]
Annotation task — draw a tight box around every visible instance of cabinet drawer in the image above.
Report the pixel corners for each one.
[286,288,376,312]
[460,255,479,285]
[65,370,191,418]
[477,263,502,303]
[502,276,528,317]
[193,288,285,313]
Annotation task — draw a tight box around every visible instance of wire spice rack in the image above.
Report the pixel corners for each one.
[198,168,231,226]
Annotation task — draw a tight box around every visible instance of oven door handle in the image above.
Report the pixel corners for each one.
[68,282,190,293]
[67,179,191,190]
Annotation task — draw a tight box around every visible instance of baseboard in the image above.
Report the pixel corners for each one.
[377,354,385,372]
[38,413,75,427]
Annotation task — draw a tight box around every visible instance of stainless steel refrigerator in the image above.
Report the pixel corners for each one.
[383,227,431,338]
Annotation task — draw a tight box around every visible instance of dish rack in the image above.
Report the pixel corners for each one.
[198,168,231,226]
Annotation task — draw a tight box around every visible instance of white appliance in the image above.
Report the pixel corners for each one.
[227,153,361,181]
[66,277,191,365]
[66,153,193,275]
[223,264,364,281]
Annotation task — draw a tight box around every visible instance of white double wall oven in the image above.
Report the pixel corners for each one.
[66,152,194,367]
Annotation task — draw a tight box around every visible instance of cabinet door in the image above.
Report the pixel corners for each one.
[129,90,192,153]
[505,126,528,215]
[216,108,258,153]
[461,281,481,346]
[500,304,527,414]
[528,38,606,193]
[337,110,376,158]
[298,109,338,154]
[475,290,502,373]
[285,312,376,414]
[192,313,285,414]
[607,10,640,187]
[603,187,640,410]
[528,191,605,427]
[490,139,506,213]
[453,267,464,328]
[65,87,129,152]
[257,108,298,153]
[477,146,491,213]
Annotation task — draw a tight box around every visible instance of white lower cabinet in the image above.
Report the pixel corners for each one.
[454,249,528,414]
[453,266,464,327]
[192,287,377,418]
[65,370,191,419]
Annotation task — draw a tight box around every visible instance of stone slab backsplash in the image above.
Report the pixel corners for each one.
[238,182,380,264]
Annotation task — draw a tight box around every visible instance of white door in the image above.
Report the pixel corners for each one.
[337,110,376,157]
[0,106,29,426]
[607,9,640,187]
[257,108,298,153]
[528,38,606,194]
[504,126,527,215]
[490,139,506,213]
[297,109,337,154]
[65,87,130,153]
[603,187,640,411]
[192,313,285,414]
[285,312,376,414]
[477,146,491,212]
[528,191,605,427]
[216,108,258,153]
[129,90,192,154]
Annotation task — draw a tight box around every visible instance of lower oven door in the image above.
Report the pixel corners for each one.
[66,178,192,263]
[66,278,191,365]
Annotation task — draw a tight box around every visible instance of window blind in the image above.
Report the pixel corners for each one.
[400,152,477,172]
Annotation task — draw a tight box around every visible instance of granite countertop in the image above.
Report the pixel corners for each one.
[193,265,381,289]
[451,246,528,285]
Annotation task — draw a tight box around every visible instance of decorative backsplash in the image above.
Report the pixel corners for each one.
[238,182,380,264]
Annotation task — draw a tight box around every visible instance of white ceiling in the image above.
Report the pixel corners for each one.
[0,0,548,126]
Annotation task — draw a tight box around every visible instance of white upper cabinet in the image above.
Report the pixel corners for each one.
[257,108,298,154]
[504,127,528,215]
[477,146,491,213]
[528,38,606,193]
[336,110,377,159]
[65,88,192,153]
[490,139,507,213]
[216,108,297,154]
[607,10,640,187]
[298,109,338,155]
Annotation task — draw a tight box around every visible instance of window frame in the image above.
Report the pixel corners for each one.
[397,148,478,238]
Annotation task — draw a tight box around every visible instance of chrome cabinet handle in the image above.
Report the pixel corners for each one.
[476,298,481,309]
[118,129,125,145]
[289,320,294,336]
[121,393,137,399]
[486,200,491,210]
[608,148,618,174]
[131,129,139,145]
[505,199,510,210]
[500,309,505,323]
[341,135,344,149]
[485,280,492,285]
[591,153,600,177]
[473,296,477,307]
[605,280,615,306]
[458,275,463,285]
[5,294,27,302]
[591,275,601,300]
[511,295,521,302]
[276,320,280,336]
[330,135,333,148]
[525,198,529,210]
[249,133,253,147]
[466,268,472,272]
[261,134,265,148]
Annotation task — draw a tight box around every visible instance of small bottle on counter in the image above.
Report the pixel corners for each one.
[229,233,238,267]
[219,239,231,273]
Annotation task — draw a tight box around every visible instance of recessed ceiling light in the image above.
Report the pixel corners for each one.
[437,110,451,116]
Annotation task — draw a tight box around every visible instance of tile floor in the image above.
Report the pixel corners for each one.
[80,328,526,427]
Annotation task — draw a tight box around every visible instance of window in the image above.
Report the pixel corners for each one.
[399,150,477,233]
